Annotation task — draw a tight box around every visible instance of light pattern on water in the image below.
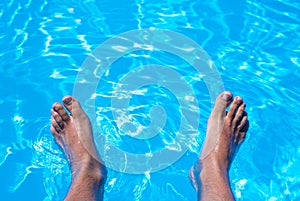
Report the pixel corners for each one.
[0,0,299,200]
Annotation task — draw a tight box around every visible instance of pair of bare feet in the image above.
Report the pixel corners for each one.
[50,91,249,201]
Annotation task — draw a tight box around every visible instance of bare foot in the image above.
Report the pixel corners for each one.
[189,91,249,200]
[50,96,106,201]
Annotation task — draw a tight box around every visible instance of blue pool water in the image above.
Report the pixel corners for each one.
[0,0,299,200]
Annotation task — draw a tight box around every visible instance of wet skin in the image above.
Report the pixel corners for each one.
[189,91,249,201]
[50,96,106,201]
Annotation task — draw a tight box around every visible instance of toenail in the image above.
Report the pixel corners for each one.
[222,93,232,101]
[235,96,242,101]
[63,97,72,105]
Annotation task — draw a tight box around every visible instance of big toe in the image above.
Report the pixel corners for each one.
[62,96,82,114]
[213,91,233,113]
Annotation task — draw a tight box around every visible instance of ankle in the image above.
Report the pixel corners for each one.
[201,153,229,170]
[71,157,106,184]
[199,157,229,180]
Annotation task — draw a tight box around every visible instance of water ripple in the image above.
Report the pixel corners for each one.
[1,0,300,200]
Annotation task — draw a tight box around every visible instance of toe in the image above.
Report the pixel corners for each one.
[232,103,246,127]
[242,121,250,137]
[51,116,62,133]
[227,96,243,121]
[244,120,249,132]
[53,103,70,122]
[238,113,248,131]
[213,91,233,113]
[50,125,63,147]
[62,96,82,114]
[51,109,64,129]
[237,115,249,143]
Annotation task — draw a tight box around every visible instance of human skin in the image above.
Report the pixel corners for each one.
[49,91,249,201]
[50,96,107,201]
[189,91,249,201]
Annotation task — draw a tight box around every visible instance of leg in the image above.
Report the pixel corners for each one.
[189,91,249,201]
[50,96,107,201]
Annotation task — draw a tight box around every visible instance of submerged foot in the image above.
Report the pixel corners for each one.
[189,91,249,193]
[50,96,106,191]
